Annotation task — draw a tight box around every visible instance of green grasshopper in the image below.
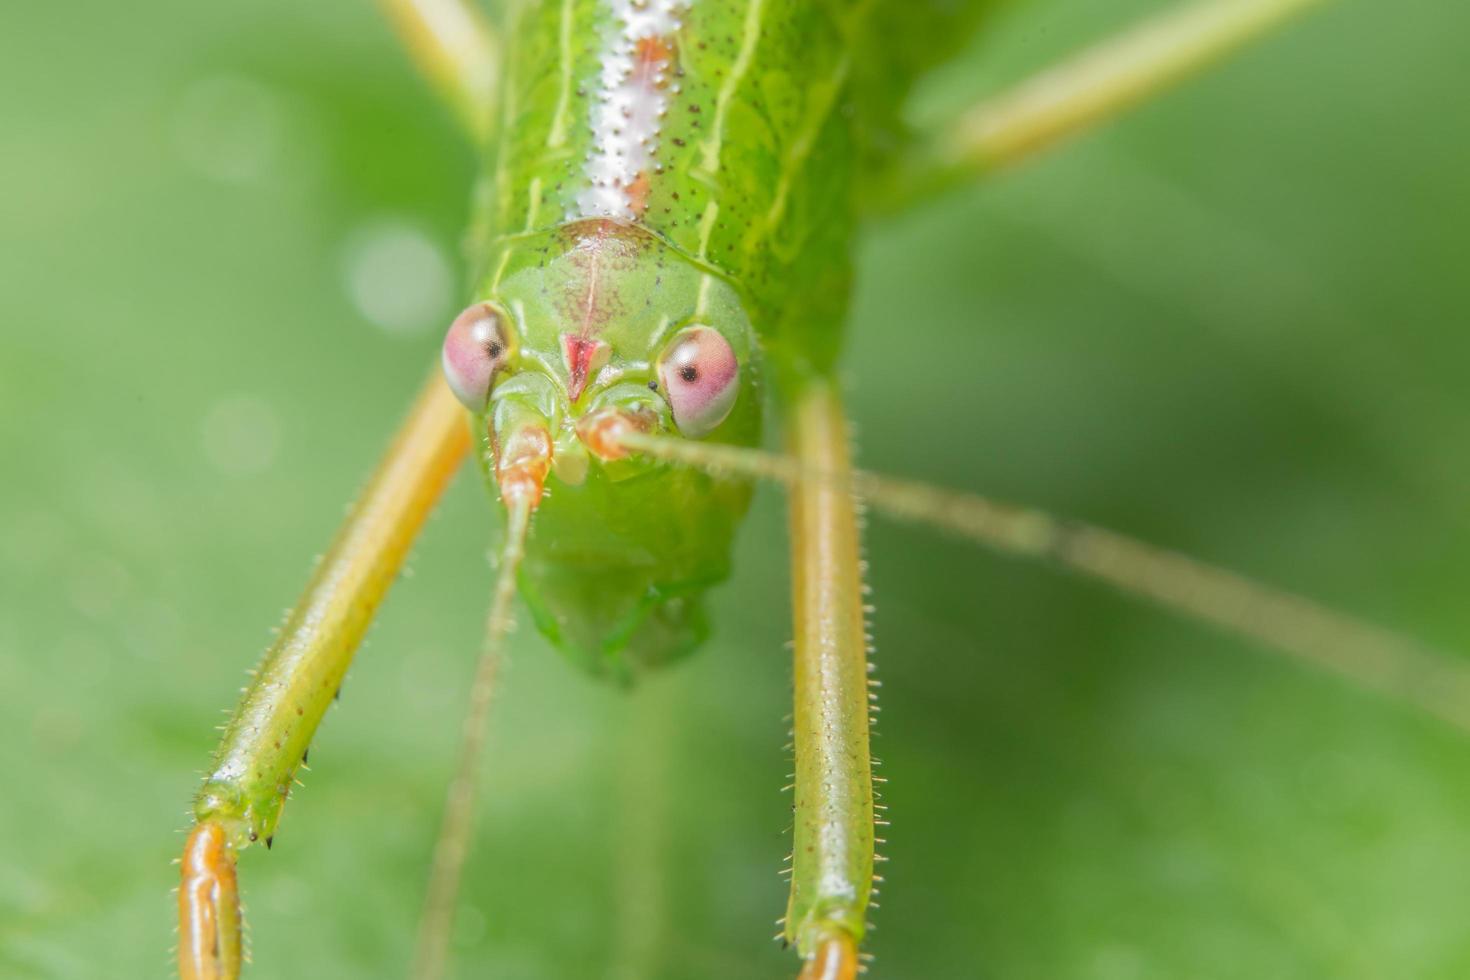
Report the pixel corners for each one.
[176,0,1468,977]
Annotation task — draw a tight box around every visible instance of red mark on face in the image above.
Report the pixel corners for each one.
[562,333,610,403]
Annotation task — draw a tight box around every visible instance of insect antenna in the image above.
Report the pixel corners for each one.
[617,430,1470,735]
[413,491,534,980]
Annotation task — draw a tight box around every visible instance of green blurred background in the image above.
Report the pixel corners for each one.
[3,0,1469,976]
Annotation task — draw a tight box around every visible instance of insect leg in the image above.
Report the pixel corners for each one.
[783,379,872,979]
[886,0,1329,210]
[379,0,500,142]
[178,374,471,980]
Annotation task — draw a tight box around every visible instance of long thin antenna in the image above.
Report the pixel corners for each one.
[618,430,1470,735]
[413,493,533,980]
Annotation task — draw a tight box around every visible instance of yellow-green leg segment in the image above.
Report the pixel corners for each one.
[379,0,499,143]
[177,375,470,980]
[785,379,872,980]
[888,0,1332,210]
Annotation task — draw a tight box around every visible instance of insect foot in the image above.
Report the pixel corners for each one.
[796,929,859,980]
[178,821,242,980]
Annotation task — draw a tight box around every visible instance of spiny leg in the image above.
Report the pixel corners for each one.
[380,0,500,142]
[617,431,1470,736]
[887,0,1330,209]
[178,375,470,980]
[783,379,872,979]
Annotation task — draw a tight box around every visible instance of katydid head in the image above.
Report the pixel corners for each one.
[437,217,763,678]
[441,218,761,493]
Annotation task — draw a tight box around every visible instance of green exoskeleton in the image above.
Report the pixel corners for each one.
[177,0,1470,977]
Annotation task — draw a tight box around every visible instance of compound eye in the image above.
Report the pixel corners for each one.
[658,326,739,437]
[442,302,512,410]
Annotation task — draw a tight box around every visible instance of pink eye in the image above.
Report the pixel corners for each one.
[442,302,512,410]
[657,326,739,437]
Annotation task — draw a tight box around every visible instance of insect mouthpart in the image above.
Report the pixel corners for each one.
[493,423,552,508]
[577,405,657,461]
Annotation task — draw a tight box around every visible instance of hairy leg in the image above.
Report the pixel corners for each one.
[380,0,500,142]
[783,379,874,978]
[886,0,1330,209]
[177,375,469,980]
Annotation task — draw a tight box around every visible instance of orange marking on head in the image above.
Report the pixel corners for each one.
[578,406,656,461]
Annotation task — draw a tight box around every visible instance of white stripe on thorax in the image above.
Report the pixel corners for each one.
[574,0,686,221]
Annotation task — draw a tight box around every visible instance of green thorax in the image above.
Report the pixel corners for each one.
[479,0,878,378]
[476,0,998,373]
[463,0,995,679]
